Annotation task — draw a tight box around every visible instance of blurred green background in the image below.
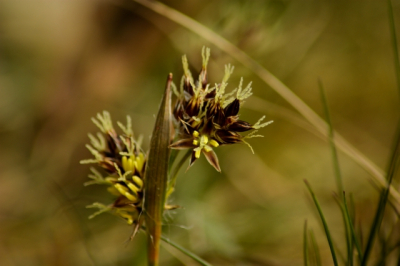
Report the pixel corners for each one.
[1,0,399,265]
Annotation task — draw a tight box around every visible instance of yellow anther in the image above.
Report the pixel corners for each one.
[135,161,142,173]
[193,131,199,137]
[122,156,128,171]
[122,156,135,172]
[191,118,202,128]
[107,186,120,196]
[117,210,133,224]
[134,153,145,173]
[127,182,140,194]
[124,192,138,202]
[194,148,201,159]
[129,158,135,172]
[209,139,219,147]
[130,153,136,162]
[114,183,128,195]
[193,139,199,146]
[200,135,209,145]
[204,145,212,152]
[131,175,143,189]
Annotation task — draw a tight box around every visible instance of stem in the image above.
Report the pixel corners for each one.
[144,74,173,266]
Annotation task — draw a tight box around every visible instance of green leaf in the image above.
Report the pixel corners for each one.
[320,80,357,265]
[309,229,322,266]
[161,235,213,266]
[305,180,338,266]
[144,74,173,266]
[388,0,400,100]
[343,192,363,263]
[333,194,352,266]
[304,220,310,266]
[318,80,344,196]
[362,121,400,265]
[362,1,400,263]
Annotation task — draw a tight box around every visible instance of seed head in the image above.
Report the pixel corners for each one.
[170,47,273,172]
[81,111,146,226]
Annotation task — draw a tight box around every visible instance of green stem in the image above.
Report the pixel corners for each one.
[305,180,338,266]
[161,235,213,266]
[144,74,173,266]
[318,80,344,197]
[303,220,309,266]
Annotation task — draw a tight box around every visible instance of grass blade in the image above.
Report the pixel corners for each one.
[305,180,338,266]
[362,120,400,265]
[320,80,356,265]
[304,220,310,266]
[318,80,344,196]
[343,192,363,263]
[309,229,322,266]
[361,193,387,265]
[388,0,400,100]
[333,194,353,266]
[144,74,173,266]
[161,235,213,266]
[362,1,400,263]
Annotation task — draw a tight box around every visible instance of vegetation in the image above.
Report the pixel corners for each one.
[0,0,399,265]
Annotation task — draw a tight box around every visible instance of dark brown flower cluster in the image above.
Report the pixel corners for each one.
[170,47,273,172]
[81,111,146,225]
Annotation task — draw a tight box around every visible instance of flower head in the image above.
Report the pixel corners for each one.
[81,111,146,225]
[170,47,273,172]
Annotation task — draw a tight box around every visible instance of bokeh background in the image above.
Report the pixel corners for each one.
[1,0,399,265]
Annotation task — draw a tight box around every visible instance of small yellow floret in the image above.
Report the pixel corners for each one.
[193,139,199,145]
[116,210,134,224]
[131,175,143,189]
[204,145,212,152]
[107,186,120,196]
[134,153,145,173]
[194,148,201,159]
[122,156,135,172]
[209,139,219,147]
[115,183,128,194]
[127,183,140,194]
[122,156,128,170]
[124,192,138,202]
[128,158,135,172]
[193,131,199,137]
[201,135,208,145]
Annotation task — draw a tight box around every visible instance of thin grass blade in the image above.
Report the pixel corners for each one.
[304,220,310,266]
[318,80,344,196]
[309,229,322,266]
[144,74,173,266]
[305,180,338,266]
[343,192,363,263]
[320,80,356,264]
[333,194,353,266]
[362,120,400,265]
[362,1,400,263]
[161,235,213,266]
[388,0,400,100]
